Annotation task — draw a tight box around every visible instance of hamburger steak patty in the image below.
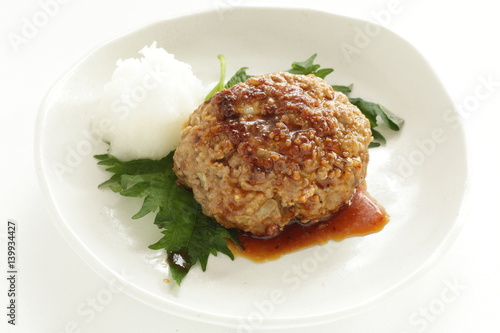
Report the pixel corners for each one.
[173,72,372,236]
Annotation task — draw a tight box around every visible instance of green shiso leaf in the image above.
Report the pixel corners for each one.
[96,151,241,285]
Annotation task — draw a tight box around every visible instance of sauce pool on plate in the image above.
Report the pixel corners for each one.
[228,186,389,262]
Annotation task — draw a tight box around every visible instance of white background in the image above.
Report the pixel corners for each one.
[1,0,499,332]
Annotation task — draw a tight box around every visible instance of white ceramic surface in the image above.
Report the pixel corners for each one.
[35,7,468,329]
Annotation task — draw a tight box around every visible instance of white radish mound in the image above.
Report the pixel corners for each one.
[93,42,206,161]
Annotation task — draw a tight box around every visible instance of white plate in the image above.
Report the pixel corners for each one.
[35,6,469,330]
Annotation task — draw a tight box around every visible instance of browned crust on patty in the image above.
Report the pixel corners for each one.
[174,72,372,236]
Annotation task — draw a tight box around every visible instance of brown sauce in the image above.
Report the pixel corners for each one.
[228,187,389,262]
